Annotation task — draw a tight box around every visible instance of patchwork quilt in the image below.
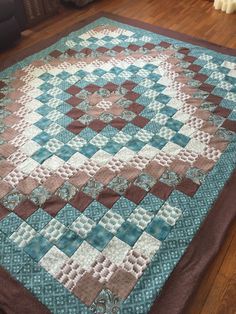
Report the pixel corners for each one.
[0,14,236,314]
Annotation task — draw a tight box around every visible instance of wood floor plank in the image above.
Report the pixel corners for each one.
[200,228,236,314]
[186,220,236,314]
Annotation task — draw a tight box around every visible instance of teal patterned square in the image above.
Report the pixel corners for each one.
[57,103,73,114]
[32,148,52,163]
[86,224,113,251]
[84,201,108,222]
[160,106,177,117]
[79,127,97,141]
[116,221,142,246]
[26,209,52,231]
[155,94,171,104]
[36,105,52,116]
[149,135,167,149]
[56,116,73,127]
[55,145,76,161]
[166,118,183,132]
[33,132,51,146]
[56,129,74,143]
[140,194,163,212]
[111,197,136,218]
[79,143,98,157]
[146,217,172,241]
[24,235,53,262]
[0,232,31,275]
[56,230,82,256]
[35,118,52,130]
[100,125,119,138]
[126,139,145,152]
[103,141,122,154]
[171,133,190,147]
[0,213,23,236]
[55,205,80,226]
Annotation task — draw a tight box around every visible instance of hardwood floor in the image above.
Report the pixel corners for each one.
[0,0,235,313]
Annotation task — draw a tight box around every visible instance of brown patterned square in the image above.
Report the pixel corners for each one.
[200,83,214,93]
[143,43,156,50]
[85,84,100,93]
[151,181,173,200]
[125,91,139,101]
[188,64,202,72]
[103,83,118,92]
[194,73,208,82]
[128,44,140,51]
[183,56,197,63]
[178,47,190,55]
[17,177,39,194]
[96,47,109,53]
[70,191,93,211]
[66,108,84,120]
[0,160,14,177]
[0,204,10,220]
[66,96,83,107]
[214,107,231,118]
[0,181,12,198]
[176,178,199,197]
[209,138,228,151]
[119,166,140,181]
[110,118,127,130]
[66,86,81,95]
[49,50,62,58]
[72,273,103,306]
[206,94,222,105]
[108,104,123,116]
[193,156,216,172]
[43,175,64,193]
[42,196,67,217]
[122,81,137,90]
[80,48,93,55]
[66,121,85,134]
[106,268,137,299]
[0,81,7,89]
[200,123,218,135]
[4,115,21,126]
[194,109,211,121]
[94,168,116,185]
[0,144,17,157]
[66,49,77,56]
[128,103,144,114]
[222,119,236,132]
[132,116,149,128]
[170,160,190,176]
[124,185,147,204]
[145,161,166,179]
[6,103,21,113]
[14,199,37,220]
[97,188,120,208]
[89,120,106,132]
[69,171,90,188]
[159,41,171,48]
[112,46,124,52]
